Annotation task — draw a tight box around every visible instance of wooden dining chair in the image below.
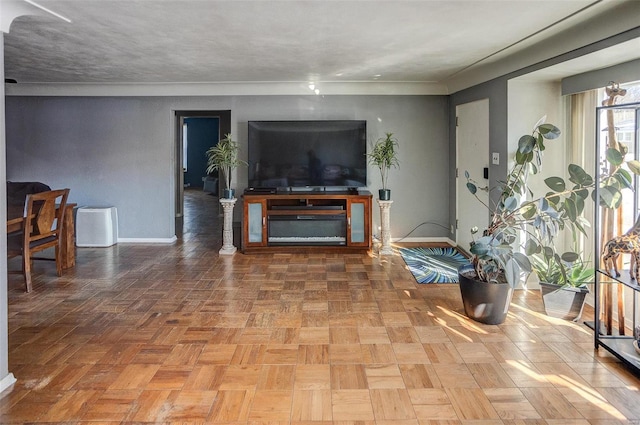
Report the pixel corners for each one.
[7,188,70,292]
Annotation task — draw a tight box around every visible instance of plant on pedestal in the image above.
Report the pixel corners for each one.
[367,133,399,200]
[206,133,247,199]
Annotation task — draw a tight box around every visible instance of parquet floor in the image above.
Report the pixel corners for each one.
[2,189,639,424]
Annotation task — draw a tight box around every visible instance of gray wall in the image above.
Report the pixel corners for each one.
[5,95,450,241]
[6,97,174,239]
[562,58,640,96]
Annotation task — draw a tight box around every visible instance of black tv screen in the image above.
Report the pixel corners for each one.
[247,120,367,189]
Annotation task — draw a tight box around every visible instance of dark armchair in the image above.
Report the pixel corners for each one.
[7,181,52,206]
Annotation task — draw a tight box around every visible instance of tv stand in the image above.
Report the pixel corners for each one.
[241,189,372,252]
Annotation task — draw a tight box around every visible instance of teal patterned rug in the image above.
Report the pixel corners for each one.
[400,246,469,284]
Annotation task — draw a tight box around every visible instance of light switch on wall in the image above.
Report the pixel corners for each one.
[492,152,499,165]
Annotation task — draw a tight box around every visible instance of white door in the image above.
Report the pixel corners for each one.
[456,99,490,254]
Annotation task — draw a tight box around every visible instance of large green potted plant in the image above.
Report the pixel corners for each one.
[367,133,399,200]
[206,133,247,199]
[525,116,640,321]
[461,119,640,325]
[461,121,591,324]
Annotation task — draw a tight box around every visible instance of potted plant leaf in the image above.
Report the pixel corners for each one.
[367,133,399,200]
[206,133,247,199]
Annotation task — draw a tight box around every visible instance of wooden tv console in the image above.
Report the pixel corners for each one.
[241,189,372,253]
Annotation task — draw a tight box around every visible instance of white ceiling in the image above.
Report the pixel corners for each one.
[2,0,637,92]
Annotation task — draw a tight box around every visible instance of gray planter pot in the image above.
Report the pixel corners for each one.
[458,264,513,325]
[539,281,588,321]
[223,188,235,199]
[378,189,391,200]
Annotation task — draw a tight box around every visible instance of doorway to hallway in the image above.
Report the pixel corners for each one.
[174,110,231,238]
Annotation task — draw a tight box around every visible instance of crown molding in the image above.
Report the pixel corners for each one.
[4,81,448,97]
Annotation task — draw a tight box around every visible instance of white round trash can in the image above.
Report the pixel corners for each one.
[76,206,118,247]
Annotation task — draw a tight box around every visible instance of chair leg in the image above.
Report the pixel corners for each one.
[55,245,63,277]
[23,254,32,293]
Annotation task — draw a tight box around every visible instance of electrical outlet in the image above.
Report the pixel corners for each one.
[492,152,500,165]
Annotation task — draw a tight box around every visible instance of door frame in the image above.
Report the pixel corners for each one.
[174,110,231,237]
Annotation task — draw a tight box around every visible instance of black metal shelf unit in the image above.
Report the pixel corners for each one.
[594,270,640,370]
[593,101,640,375]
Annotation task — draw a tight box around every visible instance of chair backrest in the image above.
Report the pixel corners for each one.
[7,181,52,206]
[24,189,70,242]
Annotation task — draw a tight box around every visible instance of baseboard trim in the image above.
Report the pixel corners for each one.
[117,236,178,244]
[0,373,16,395]
[391,237,455,245]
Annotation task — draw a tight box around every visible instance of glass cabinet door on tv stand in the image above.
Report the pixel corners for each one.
[347,197,370,247]
[593,101,640,375]
[244,198,267,248]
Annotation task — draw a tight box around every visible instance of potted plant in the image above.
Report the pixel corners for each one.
[205,133,247,199]
[367,133,399,200]
[461,116,640,325]
[525,112,640,321]
[530,249,593,321]
[460,120,597,324]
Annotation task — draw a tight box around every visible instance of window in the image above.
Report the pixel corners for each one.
[183,123,188,172]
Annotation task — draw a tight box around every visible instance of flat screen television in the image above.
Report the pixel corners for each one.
[247,120,367,190]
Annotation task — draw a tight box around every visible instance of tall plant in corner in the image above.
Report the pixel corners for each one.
[367,133,399,200]
[206,133,247,199]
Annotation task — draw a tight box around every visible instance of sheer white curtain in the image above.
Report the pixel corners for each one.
[566,90,598,260]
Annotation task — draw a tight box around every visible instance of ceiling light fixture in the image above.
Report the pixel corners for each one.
[308,83,315,90]
[23,0,72,23]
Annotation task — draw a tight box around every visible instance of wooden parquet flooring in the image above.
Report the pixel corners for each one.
[2,189,640,424]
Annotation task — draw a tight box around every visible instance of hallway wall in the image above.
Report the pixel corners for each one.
[184,117,219,189]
